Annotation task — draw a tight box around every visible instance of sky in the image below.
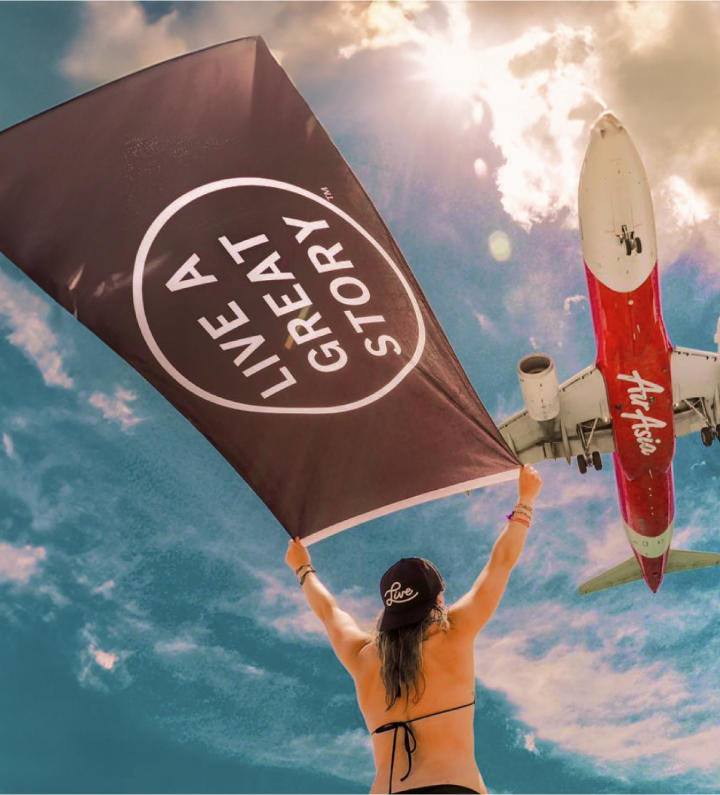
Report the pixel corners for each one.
[2,2,720,793]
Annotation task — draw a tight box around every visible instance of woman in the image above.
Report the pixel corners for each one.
[285,464,542,794]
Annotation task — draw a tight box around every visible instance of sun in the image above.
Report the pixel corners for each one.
[411,36,481,102]
[406,1,482,105]
[423,38,480,100]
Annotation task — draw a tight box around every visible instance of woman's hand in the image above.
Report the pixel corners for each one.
[518,464,542,505]
[285,536,312,574]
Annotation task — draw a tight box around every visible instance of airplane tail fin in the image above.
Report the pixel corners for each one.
[579,550,720,595]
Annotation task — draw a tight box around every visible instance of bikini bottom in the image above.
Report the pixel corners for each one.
[395,786,480,794]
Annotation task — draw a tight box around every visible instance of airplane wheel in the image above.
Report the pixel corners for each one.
[701,426,714,447]
[635,237,642,254]
[625,238,633,256]
[577,455,588,475]
[592,451,603,470]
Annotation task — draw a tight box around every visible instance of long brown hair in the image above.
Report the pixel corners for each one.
[376,599,449,710]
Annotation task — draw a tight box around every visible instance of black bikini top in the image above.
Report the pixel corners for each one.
[372,698,476,794]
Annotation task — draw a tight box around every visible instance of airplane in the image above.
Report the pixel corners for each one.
[499,111,720,596]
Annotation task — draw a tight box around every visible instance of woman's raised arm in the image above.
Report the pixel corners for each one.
[285,537,370,674]
[449,465,542,638]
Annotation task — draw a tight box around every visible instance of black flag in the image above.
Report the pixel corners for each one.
[0,37,518,541]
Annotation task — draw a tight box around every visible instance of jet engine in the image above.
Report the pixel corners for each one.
[518,353,561,423]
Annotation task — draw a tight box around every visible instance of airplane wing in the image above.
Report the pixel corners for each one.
[670,347,720,438]
[499,365,615,465]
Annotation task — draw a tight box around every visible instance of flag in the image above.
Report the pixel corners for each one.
[0,37,519,542]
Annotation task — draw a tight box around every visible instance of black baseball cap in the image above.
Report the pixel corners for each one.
[379,558,445,632]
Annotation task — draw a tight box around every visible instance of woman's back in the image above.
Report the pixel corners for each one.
[355,622,485,794]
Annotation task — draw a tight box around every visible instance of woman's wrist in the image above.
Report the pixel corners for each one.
[298,567,317,587]
[507,497,534,527]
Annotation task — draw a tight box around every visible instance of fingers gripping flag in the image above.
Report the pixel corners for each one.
[0,37,519,542]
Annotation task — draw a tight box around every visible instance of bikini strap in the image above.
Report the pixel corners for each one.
[404,698,476,726]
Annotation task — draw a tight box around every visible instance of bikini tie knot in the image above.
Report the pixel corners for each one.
[373,720,417,791]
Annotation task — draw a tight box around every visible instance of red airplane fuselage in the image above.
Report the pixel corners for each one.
[585,263,675,592]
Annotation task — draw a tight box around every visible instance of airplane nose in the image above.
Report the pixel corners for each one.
[591,111,623,137]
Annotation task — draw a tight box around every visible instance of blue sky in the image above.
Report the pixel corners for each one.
[2,2,720,793]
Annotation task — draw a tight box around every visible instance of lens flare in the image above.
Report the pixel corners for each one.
[473,158,488,179]
[489,231,512,262]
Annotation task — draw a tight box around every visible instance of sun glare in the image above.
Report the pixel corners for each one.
[417,38,480,101]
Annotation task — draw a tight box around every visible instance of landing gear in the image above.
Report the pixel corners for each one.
[575,419,603,475]
[683,397,720,447]
[577,452,602,474]
[619,224,642,256]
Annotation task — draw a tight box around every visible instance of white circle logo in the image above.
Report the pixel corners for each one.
[133,178,426,414]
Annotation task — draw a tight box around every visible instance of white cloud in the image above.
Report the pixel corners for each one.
[251,728,373,782]
[2,433,15,458]
[154,633,275,696]
[540,474,611,510]
[61,2,187,85]
[476,601,720,783]
[580,516,633,578]
[37,582,70,608]
[483,26,601,232]
[92,647,118,670]
[249,569,378,639]
[88,388,142,430]
[563,294,586,315]
[660,176,712,227]
[155,637,200,655]
[91,579,116,597]
[61,1,408,87]
[474,312,496,334]
[524,732,538,754]
[339,1,429,59]
[78,625,132,690]
[0,269,73,388]
[0,543,46,583]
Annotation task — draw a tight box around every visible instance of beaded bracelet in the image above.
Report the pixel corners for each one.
[505,508,532,520]
[514,503,534,513]
[512,510,533,521]
[299,567,317,587]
